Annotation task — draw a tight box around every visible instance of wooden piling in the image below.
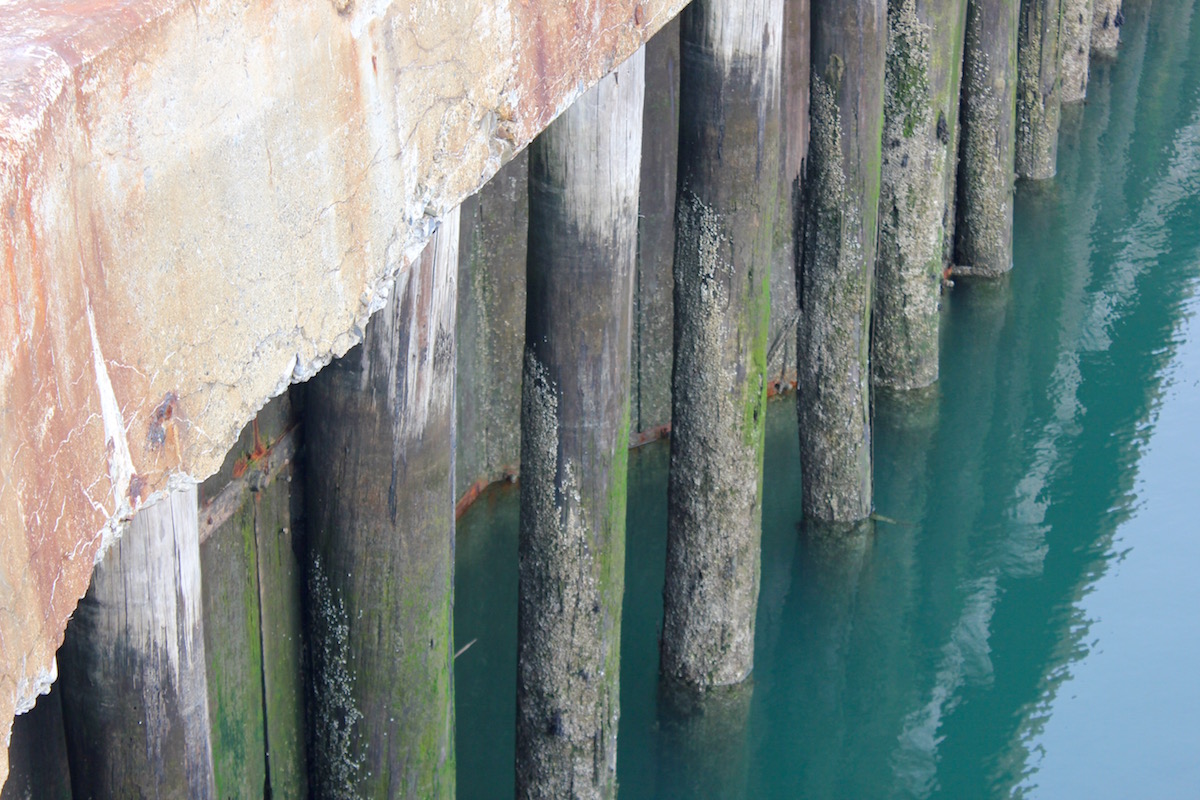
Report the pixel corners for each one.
[303,210,459,799]
[874,0,969,389]
[1017,0,1066,179]
[661,0,784,689]
[198,393,307,799]
[1,685,71,800]
[58,485,216,799]
[634,18,681,435]
[515,49,643,800]
[797,0,886,522]
[1060,0,1093,102]
[955,0,1019,275]
[767,0,810,393]
[456,153,529,500]
[1092,0,1123,55]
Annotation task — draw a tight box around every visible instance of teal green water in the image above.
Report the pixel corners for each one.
[454,0,1200,795]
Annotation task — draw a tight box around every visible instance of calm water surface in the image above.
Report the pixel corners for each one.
[454,0,1200,795]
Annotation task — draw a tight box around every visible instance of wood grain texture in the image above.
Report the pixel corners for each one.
[797,0,887,522]
[303,210,459,799]
[955,0,1019,275]
[663,0,784,688]
[516,48,643,800]
[57,486,215,799]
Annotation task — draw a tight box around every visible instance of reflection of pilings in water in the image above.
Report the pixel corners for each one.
[958,15,1200,783]
[662,0,783,689]
[1004,32,1200,787]
[58,486,216,798]
[842,390,935,795]
[1016,0,1065,179]
[656,679,754,800]
[515,50,644,800]
[1008,0,1196,585]
[1059,0,1093,102]
[887,277,1009,791]
[890,13,1193,776]
[955,0,1018,275]
[874,0,968,389]
[791,519,874,800]
[303,212,458,799]
[798,0,886,522]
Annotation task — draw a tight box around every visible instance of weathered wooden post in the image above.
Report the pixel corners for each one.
[2,686,71,800]
[456,152,529,504]
[198,393,307,799]
[1091,0,1123,55]
[58,485,216,799]
[661,0,784,690]
[797,0,886,521]
[514,49,644,800]
[767,0,811,393]
[874,0,968,389]
[634,18,681,436]
[955,0,1019,275]
[1060,0,1093,102]
[1017,0,1065,179]
[303,211,459,799]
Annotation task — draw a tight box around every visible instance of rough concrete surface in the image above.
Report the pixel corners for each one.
[0,0,687,782]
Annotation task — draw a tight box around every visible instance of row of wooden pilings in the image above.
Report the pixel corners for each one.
[4,0,1129,796]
